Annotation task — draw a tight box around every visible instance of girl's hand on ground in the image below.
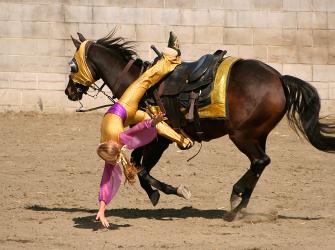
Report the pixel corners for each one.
[96,201,109,228]
[96,210,110,228]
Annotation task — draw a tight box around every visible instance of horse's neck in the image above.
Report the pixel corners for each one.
[90,46,139,98]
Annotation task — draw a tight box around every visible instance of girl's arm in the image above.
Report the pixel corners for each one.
[119,112,165,149]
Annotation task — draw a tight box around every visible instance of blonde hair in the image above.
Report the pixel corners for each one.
[97,141,121,164]
[97,141,139,184]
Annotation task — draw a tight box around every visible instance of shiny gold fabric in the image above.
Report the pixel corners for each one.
[70,40,94,86]
[100,54,193,148]
[118,54,181,121]
[198,57,241,118]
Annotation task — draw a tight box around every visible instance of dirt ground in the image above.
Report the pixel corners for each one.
[0,112,334,250]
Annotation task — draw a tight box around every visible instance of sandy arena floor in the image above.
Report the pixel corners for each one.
[0,112,334,249]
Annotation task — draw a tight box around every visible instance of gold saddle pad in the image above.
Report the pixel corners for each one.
[198,56,241,119]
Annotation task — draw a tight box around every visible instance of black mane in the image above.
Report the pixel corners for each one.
[96,30,137,61]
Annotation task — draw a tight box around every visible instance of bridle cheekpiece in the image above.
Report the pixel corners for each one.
[69,40,95,87]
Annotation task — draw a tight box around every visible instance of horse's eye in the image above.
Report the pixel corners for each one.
[69,58,78,73]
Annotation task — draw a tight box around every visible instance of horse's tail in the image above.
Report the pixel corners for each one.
[281,75,335,153]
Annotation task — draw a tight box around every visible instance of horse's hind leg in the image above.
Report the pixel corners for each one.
[227,131,270,220]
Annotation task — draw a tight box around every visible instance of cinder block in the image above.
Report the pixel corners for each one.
[151,8,181,25]
[38,4,64,22]
[312,0,335,11]
[329,12,335,29]
[267,12,284,28]
[195,0,224,9]
[65,5,93,23]
[107,25,136,40]
[310,81,329,99]
[238,45,267,61]
[217,44,239,57]
[282,29,296,46]
[254,28,282,46]
[312,12,327,29]
[0,89,21,105]
[208,10,225,26]
[268,63,283,73]
[223,0,252,10]
[253,0,282,10]
[268,46,282,63]
[297,47,328,64]
[50,23,79,40]
[2,21,22,37]
[283,0,313,11]
[223,28,252,45]
[328,46,335,64]
[11,72,37,90]
[181,43,215,60]
[133,8,152,25]
[37,73,67,92]
[21,89,69,109]
[282,46,299,63]
[283,64,312,81]
[135,25,165,42]
[196,27,223,44]
[136,0,164,8]
[102,0,137,7]
[0,80,10,88]
[6,3,23,21]
[0,3,9,20]
[313,65,335,82]
[93,7,118,24]
[22,21,49,38]
[21,4,43,21]
[165,0,196,9]
[320,100,335,115]
[0,38,36,55]
[329,83,335,99]
[164,26,194,43]
[313,29,328,46]
[224,10,238,27]
[0,55,18,71]
[78,23,109,39]
[298,12,327,29]
[328,30,335,47]
[296,29,313,46]
[238,11,267,28]
[181,9,209,26]
[35,39,65,57]
[282,12,297,28]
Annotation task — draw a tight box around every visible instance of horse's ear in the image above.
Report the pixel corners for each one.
[77,32,86,42]
[71,36,81,49]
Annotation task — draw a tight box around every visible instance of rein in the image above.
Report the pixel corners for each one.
[76,58,142,113]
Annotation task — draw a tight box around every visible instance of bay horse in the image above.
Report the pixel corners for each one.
[65,32,335,220]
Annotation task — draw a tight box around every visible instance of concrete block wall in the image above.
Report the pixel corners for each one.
[0,0,334,114]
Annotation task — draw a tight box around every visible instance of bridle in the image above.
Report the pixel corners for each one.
[68,40,143,112]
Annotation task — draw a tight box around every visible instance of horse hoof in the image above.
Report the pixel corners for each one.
[230,194,242,211]
[150,190,160,207]
[224,211,237,222]
[177,185,192,199]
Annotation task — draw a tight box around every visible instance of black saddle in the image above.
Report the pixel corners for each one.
[151,50,227,134]
[160,50,226,96]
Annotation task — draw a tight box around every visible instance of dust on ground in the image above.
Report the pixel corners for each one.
[0,112,334,249]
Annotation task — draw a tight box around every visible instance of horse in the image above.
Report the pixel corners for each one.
[65,32,335,220]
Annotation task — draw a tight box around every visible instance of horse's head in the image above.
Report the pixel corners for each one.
[65,34,97,101]
[65,31,143,101]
